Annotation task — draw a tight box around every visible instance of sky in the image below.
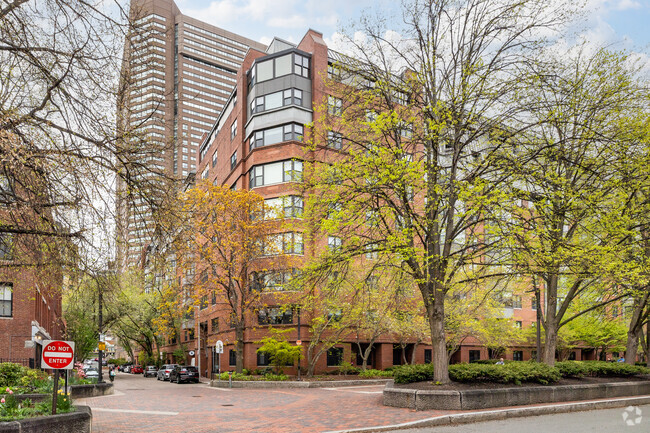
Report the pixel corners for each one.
[176,0,650,55]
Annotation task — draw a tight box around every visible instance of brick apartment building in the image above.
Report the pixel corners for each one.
[145,29,561,377]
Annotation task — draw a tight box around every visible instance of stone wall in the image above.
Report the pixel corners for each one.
[0,405,91,433]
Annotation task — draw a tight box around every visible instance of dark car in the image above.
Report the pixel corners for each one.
[157,364,179,381]
[169,365,199,384]
[131,365,144,374]
[143,366,158,378]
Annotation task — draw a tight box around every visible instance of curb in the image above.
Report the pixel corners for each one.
[323,395,650,433]
[210,379,391,389]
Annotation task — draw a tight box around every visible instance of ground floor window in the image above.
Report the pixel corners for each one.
[424,349,432,364]
[327,347,343,367]
[469,350,481,363]
[569,351,576,360]
[257,351,271,366]
[513,350,523,361]
[229,349,236,367]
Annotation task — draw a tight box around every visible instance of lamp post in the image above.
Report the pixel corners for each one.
[98,277,104,383]
[533,275,541,363]
[196,306,201,378]
[297,307,301,381]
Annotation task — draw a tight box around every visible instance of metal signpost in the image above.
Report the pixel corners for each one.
[215,340,223,382]
[41,340,75,415]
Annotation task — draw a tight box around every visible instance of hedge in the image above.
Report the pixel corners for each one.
[556,361,650,378]
[393,360,650,385]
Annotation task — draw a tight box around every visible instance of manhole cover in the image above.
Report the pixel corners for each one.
[221,404,234,407]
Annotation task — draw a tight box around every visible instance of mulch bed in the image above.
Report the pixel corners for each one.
[393,375,650,391]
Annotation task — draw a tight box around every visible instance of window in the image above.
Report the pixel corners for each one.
[515,321,522,329]
[265,196,303,219]
[424,349,432,364]
[250,89,303,115]
[327,131,342,149]
[200,295,208,310]
[469,350,481,363]
[513,351,523,361]
[365,243,378,260]
[294,53,309,77]
[365,275,379,290]
[211,317,219,332]
[326,347,343,367]
[230,151,237,170]
[250,123,303,150]
[257,350,271,366]
[327,96,342,116]
[531,297,538,310]
[201,168,209,179]
[257,307,293,325]
[212,151,218,168]
[512,295,522,309]
[327,309,342,322]
[229,349,236,366]
[0,234,13,260]
[327,63,341,80]
[0,175,12,204]
[249,160,302,188]
[264,232,303,256]
[0,284,11,317]
[259,270,299,291]
[328,236,342,252]
[231,119,237,140]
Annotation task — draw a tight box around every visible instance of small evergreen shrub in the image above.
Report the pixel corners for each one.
[393,363,435,384]
[358,369,393,378]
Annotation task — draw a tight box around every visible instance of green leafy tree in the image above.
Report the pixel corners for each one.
[256,329,302,374]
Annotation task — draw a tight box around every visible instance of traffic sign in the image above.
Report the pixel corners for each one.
[215,340,223,354]
[189,350,195,356]
[41,340,75,370]
[98,342,106,351]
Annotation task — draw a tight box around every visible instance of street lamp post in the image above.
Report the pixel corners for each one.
[98,279,104,383]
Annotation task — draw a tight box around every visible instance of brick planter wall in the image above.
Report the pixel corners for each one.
[383,380,650,410]
[70,382,113,398]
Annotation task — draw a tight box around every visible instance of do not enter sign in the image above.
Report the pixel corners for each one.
[41,340,75,370]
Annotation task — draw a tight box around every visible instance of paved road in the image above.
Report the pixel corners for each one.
[75,372,450,432]
[383,404,650,433]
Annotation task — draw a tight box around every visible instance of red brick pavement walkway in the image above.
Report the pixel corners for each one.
[76,373,456,433]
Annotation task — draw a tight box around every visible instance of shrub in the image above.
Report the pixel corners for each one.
[338,362,360,375]
[393,363,434,384]
[0,364,26,388]
[358,369,393,378]
[450,363,561,385]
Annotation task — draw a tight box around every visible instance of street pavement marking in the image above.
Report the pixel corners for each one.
[322,387,383,394]
[200,385,232,391]
[92,408,178,416]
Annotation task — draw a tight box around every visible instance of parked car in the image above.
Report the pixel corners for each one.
[123,365,132,373]
[130,365,144,374]
[120,363,132,372]
[169,365,199,384]
[143,366,158,378]
[156,364,179,381]
[84,368,99,379]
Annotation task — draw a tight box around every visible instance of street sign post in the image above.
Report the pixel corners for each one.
[215,340,223,380]
[41,340,75,370]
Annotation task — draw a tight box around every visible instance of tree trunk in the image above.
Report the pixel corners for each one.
[306,344,317,377]
[428,295,449,383]
[411,341,419,365]
[625,328,640,366]
[235,324,244,373]
[543,323,558,366]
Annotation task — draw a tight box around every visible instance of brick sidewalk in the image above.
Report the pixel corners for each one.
[76,373,456,432]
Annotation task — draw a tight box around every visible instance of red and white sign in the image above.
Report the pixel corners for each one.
[41,340,75,370]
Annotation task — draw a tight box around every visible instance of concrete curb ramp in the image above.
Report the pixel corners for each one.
[324,396,650,433]
[210,379,390,388]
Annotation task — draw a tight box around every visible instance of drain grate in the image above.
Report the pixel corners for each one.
[125,388,145,391]
[221,404,234,407]
[191,396,202,398]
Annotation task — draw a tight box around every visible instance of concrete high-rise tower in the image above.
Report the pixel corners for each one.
[116,0,265,270]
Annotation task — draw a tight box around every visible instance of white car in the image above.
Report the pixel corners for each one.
[84,368,99,379]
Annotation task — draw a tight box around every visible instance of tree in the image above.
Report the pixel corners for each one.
[256,328,302,375]
[493,48,646,365]
[63,276,99,362]
[302,0,570,382]
[176,181,292,373]
[1,0,174,275]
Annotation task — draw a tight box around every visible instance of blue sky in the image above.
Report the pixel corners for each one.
[176,0,650,54]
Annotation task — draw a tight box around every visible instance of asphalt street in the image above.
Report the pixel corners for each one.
[384,404,650,433]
